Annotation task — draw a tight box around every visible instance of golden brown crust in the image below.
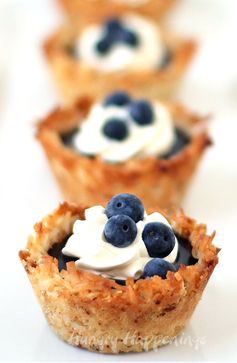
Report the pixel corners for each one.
[43,18,196,105]
[19,202,219,353]
[58,0,177,22]
[36,96,211,210]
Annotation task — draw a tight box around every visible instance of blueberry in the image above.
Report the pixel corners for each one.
[105,18,123,33]
[95,37,111,55]
[129,100,154,125]
[102,118,129,141]
[104,215,137,247]
[142,222,175,258]
[104,91,131,107]
[119,30,139,47]
[105,193,144,223]
[143,258,176,279]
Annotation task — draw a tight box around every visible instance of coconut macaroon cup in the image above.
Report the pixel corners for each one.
[43,14,196,105]
[19,197,219,354]
[58,0,177,22]
[36,91,211,210]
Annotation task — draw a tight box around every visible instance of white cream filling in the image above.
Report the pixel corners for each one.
[76,14,164,73]
[73,100,175,163]
[62,206,178,280]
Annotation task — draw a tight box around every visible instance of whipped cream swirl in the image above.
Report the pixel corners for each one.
[76,14,164,73]
[73,99,175,163]
[62,206,178,280]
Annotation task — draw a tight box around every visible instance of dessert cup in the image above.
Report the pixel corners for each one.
[19,201,219,353]
[37,95,211,210]
[58,0,177,22]
[44,16,196,105]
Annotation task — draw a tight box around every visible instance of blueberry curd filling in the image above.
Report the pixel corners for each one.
[48,232,196,274]
[160,127,190,160]
[67,15,169,73]
[61,126,189,160]
[159,47,173,70]
[60,91,190,161]
[48,194,197,281]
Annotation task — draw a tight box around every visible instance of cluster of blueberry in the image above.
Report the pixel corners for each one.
[96,18,140,55]
[102,91,154,141]
[103,194,177,279]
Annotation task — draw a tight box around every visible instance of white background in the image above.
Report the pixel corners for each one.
[0,0,237,361]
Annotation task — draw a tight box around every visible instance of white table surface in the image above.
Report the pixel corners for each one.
[0,0,237,361]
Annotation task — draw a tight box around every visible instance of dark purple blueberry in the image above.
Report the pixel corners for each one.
[95,37,111,55]
[129,100,154,125]
[142,222,175,258]
[102,118,129,141]
[105,193,144,223]
[119,30,139,47]
[143,258,176,279]
[104,91,131,107]
[104,214,137,247]
[105,18,123,33]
